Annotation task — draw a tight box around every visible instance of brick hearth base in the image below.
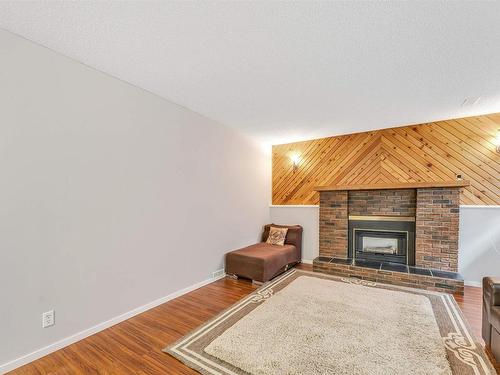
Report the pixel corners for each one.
[313,257,464,294]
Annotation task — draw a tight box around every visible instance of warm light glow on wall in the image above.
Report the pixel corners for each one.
[290,153,301,171]
[496,129,500,153]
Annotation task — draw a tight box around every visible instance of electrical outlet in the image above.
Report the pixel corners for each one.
[42,310,55,328]
[212,269,225,279]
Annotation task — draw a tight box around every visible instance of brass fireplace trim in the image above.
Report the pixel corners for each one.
[349,215,415,222]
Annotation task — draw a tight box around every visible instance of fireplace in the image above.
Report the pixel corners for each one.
[348,216,415,266]
[314,182,466,294]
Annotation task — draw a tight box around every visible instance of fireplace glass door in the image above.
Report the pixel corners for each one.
[362,236,398,254]
[348,217,416,266]
[353,229,408,264]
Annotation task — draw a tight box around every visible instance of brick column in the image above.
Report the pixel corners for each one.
[319,191,348,258]
[415,187,460,272]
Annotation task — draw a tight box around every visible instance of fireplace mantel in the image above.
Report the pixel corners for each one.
[314,180,470,192]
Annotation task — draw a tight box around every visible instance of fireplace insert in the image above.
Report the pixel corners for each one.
[348,216,415,265]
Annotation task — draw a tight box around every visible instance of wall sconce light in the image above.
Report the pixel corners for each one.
[290,153,301,172]
[496,129,500,153]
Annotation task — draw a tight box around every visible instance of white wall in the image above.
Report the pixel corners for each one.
[269,206,319,262]
[0,30,270,371]
[459,206,500,287]
[270,205,500,285]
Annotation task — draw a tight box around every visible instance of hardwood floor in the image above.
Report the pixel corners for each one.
[9,264,499,374]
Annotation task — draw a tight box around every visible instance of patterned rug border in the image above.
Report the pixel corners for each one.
[163,269,495,375]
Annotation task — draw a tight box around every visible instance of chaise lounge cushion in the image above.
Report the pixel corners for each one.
[266,226,288,246]
[226,243,297,283]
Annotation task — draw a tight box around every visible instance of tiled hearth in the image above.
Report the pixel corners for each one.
[313,182,468,294]
[313,257,464,294]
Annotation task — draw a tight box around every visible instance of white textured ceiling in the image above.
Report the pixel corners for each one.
[1,1,500,145]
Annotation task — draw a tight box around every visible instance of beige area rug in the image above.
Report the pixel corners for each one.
[164,269,495,375]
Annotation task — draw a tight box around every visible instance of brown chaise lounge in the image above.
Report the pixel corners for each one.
[225,224,303,283]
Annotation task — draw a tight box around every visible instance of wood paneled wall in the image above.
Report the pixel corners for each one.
[272,113,500,205]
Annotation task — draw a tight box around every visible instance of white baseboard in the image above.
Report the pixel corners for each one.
[464,280,482,288]
[301,259,313,264]
[0,274,226,374]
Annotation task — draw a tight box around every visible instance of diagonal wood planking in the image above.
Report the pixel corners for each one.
[272,113,500,205]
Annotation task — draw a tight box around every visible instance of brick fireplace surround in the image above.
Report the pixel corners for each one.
[313,182,468,294]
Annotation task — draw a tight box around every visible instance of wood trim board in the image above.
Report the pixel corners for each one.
[315,180,470,191]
